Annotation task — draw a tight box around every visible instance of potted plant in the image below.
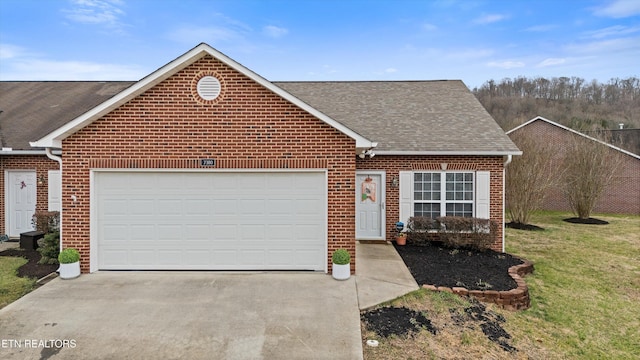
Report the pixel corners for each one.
[331,249,351,280]
[396,232,407,246]
[58,248,81,279]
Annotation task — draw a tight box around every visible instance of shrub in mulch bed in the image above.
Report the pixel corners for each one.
[506,222,545,231]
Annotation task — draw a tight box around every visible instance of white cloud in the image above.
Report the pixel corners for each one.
[523,24,558,32]
[536,58,566,67]
[473,14,508,25]
[582,25,640,39]
[0,58,144,80]
[486,60,525,69]
[422,23,437,31]
[0,43,143,80]
[0,44,29,59]
[263,25,288,38]
[566,37,640,54]
[384,68,398,73]
[593,0,640,18]
[63,0,126,25]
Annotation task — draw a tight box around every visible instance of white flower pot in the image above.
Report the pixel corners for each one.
[59,262,81,279]
[332,263,351,280]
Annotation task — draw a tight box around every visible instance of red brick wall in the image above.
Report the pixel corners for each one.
[356,155,506,251]
[61,55,357,273]
[0,155,60,235]
[509,120,640,215]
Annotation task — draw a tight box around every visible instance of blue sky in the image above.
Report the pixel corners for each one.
[0,0,638,88]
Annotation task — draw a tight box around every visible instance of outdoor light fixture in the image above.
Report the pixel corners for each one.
[37,175,45,185]
[391,175,399,188]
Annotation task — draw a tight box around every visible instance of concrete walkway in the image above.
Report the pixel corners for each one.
[355,241,420,310]
[0,241,418,359]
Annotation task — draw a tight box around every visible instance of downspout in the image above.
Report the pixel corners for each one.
[45,148,63,256]
[502,155,513,252]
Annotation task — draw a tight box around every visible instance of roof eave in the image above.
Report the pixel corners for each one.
[508,116,640,160]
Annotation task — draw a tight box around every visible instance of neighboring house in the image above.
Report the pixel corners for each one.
[1,43,520,273]
[506,116,640,215]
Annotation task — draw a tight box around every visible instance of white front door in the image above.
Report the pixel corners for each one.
[355,171,385,240]
[6,171,37,237]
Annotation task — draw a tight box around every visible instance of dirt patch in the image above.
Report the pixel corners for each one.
[0,248,58,280]
[363,299,517,353]
[362,307,437,338]
[393,243,523,291]
[563,217,609,225]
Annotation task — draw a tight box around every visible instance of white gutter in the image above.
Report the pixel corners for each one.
[44,148,63,259]
[0,149,62,156]
[375,150,522,156]
[501,154,513,253]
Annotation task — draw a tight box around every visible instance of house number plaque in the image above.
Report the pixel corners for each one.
[200,159,216,166]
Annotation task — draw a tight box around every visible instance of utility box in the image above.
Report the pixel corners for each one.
[20,231,44,250]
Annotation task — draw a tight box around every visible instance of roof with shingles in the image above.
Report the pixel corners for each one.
[0,81,134,150]
[276,80,520,154]
[0,79,519,154]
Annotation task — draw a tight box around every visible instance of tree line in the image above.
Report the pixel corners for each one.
[472,76,640,131]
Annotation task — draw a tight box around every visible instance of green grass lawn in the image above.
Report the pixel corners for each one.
[0,256,36,310]
[363,211,640,359]
[504,211,640,359]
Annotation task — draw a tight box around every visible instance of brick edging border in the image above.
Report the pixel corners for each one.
[422,257,535,311]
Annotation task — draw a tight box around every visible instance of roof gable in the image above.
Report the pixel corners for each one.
[29,43,375,150]
[507,116,640,160]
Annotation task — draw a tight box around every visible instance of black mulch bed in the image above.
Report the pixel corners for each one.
[506,222,545,231]
[563,217,609,225]
[362,307,437,338]
[0,247,58,279]
[362,299,516,352]
[393,243,524,291]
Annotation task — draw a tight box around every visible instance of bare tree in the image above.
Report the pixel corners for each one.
[506,132,560,225]
[562,133,621,219]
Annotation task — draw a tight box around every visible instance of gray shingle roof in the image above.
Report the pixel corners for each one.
[1,80,519,154]
[0,81,134,150]
[276,80,520,154]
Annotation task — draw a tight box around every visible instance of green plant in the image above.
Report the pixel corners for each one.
[332,249,350,265]
[436,217,498,252]
[58,248,80,264]
[37,231,60,264]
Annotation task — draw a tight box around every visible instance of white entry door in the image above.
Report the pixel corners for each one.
[355,172,385,240]
[6,171,37,237]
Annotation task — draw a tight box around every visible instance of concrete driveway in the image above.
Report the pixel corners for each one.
[0,272,363,360]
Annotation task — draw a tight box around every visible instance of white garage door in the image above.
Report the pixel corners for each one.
[95,171,326,271]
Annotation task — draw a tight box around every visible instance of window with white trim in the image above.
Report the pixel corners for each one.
[413,172,474,219]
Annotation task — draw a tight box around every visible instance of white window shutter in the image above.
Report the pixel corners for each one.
[475,171,490,219]
[48,170,61,212]
[399,171,413,227]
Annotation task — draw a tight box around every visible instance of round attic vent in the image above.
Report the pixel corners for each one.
[196,76,221,100]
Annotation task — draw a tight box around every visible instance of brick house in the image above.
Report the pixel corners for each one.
[506,116,640,215]
[1,43,520,273]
